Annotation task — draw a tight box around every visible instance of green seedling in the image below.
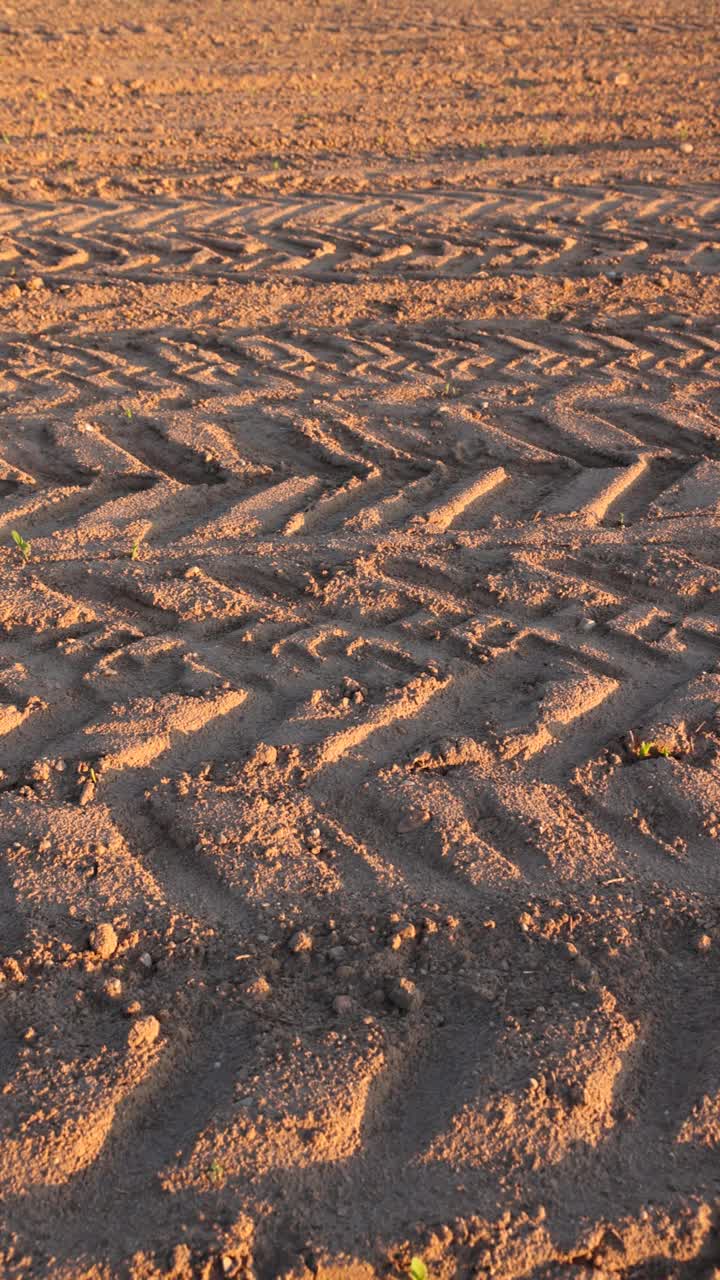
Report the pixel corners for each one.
[89,767,98,785]
[1,133,9,145]
[618,511,625,528]
[409,1260,428,1280]
[124,407,133,419]
[636,740,671,760]
[11,530,31,561]
[208,1158,224,1182]
[130,539,141,561]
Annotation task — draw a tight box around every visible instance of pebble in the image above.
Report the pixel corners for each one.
[696,933,712,953]
[4,283,21,301]
[385,976,422,1012]
[680,141,694,154]
[127,1015,160,1052]
[333,995,353,1015]
[614,71,630,87]
[288,930,313,954]
[252,742,277,767]
[89,922,118,960]
[139,952,153,969]
[328,945,346,962]
[104,977,123,999]
[26,276,44,292]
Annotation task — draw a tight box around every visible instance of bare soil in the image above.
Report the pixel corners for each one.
[1,1,720,1277]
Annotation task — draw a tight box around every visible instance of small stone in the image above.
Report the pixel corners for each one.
[579,617,596,632]
[614,71,630,87]
[104,977,123,999]
[26,276,44,292]
[125,1000,142,1016]
[328,945,346,963]
[252,742,277,767]
[139,952,153,969]
[288,930,313,954]
[127,1015,160,1051]
[696,933,712,953]
[680,141,694,154]
[88,922,118,960]
[333,994,353,1015]
[385,976,422,1012]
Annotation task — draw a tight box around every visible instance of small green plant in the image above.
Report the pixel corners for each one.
[635,740,671,760]
[124,406,133,419]
[11,529,31,561]
[618,511,625,528]
[208,1158,224,1182]
[409,1260,428,1280]
[130,539,141,561]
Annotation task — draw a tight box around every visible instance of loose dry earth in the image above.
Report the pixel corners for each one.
[1,1,720,1277]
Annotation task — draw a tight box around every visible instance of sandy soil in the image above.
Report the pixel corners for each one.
[0,1,719,1276]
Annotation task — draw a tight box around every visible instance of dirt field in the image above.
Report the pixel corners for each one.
[0,1,719,1276]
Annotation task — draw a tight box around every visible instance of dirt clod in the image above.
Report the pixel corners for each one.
[385,976,422,1011]
[88,923,118,960]
[288,930,313,954]
[127,1015,160,1052]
